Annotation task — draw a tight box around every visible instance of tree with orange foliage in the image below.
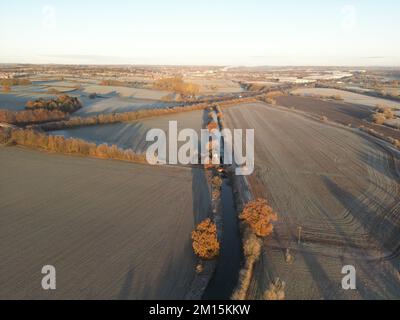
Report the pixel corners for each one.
[191,218,220,259]
[207,121,218,131]
[25,95,82,113]
[240,198,278,237]
[0,108,67,125]
[153,76,199,96]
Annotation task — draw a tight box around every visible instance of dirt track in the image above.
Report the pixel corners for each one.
[0,147,210,299]
[224,102,400,299]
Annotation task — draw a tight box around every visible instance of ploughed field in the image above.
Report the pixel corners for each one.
[0,147,211,299]
[276,95,400,140]
[224,102,400,299]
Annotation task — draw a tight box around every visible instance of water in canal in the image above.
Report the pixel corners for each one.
[202,179,243,300]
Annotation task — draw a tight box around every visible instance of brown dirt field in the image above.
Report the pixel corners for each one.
[276,95,400,141]
[224,102,400,299]
[0,147,211,299]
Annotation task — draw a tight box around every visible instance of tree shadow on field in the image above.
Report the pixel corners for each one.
[300,249,345,299]
[336,103,372,122]
[190,167,212,224]
[117,239,197,299]
[323,177,400,298]
[354,142,400,183]
[189,108,213,223]
[118,262,135,299]
[324,171,400,254]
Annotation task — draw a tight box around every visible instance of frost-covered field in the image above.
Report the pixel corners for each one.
[0,146,211,299]
[50,109,205,156]
[225,102,400,299]
[186,78,244,95]
[292,88,400,109]
[82,84,169,100]
[0,80,175,114]
[0,91,58,110]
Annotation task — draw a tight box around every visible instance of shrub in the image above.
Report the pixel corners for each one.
[266,97,277,105]
[211,175,222,188]
[372,113,386,125]
[212,188,221,201]
[3,85,11,92]
[240,198,278,237]
[383,109,395,120]
[231,230,262,300]
[258,92,282,105]
[0,128,11,144]
[210,169,223,200]
[376,105,395,119]
[321,116,328,122]
[243,231,262,259]
[285,248,294,264]
[265,91,284,98]
[191,218,220,260]
[195,263,204,274]
[263,278,286,300]
[330,95,343,101]
[389,138,400,149]
[207,121,219,131]
[204,163,216,171]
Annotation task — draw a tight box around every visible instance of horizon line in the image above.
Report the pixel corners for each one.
[1,62,399,69]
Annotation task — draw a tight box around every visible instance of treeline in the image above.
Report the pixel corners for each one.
[0,128,146,163]
[0,109,67,125]
[29,96,258,131]
[26,95,82,113]
[153,76,200,96]
[218,97,259,109]
[257,91,285,105]
[240,82,271,92]
[0,78,31,86]
[232,199,279,300]
[36,102,212,131]
[99,80,146,88]
[100,79,128,86]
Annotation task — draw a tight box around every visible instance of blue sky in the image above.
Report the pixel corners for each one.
[0,0,399,66]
